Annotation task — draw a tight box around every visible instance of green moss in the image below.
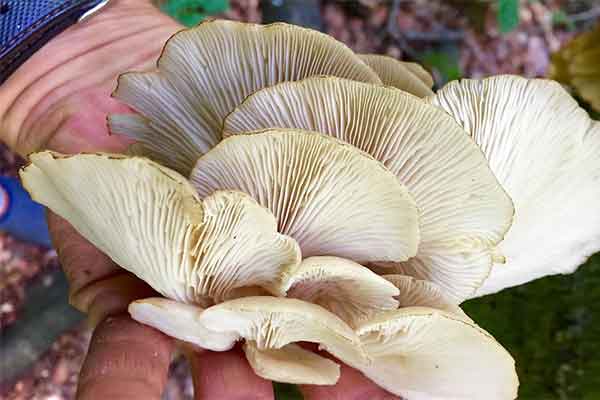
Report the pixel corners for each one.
[463,253,600,399]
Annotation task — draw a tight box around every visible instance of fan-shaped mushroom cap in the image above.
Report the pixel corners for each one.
[429,75,600,296]
[224,77,513,301]
[401,61,435,88]
[358,54,434,97]
[243,342,340,385]
[109,19,381,175]
[129,298,237,351]
[191,129,420,264]
[280,256,399,327]
[20,152,300,304]
[383,275,470,320]
[199,296,369,373]
[356,307,519,400]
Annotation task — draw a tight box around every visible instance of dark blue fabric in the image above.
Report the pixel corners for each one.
[0,0,105,82]
[0,176,51,248]
[1,1,68,48]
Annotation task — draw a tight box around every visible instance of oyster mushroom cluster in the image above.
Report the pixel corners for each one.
[20,20,600,399]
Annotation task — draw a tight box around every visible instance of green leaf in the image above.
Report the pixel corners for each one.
[497,0,520,33]
[420,46,462,85]
[161,0,229,27]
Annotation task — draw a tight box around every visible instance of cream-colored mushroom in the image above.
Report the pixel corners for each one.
[429,75,600,296]
[223,77,513,302]
[129,298,237,351]
[20,152,301,304]
[191,129,420,264]
[129,295,343,386]
[243,342,340,385]
[198,296,369,383]
[358,54,434,97]
[109,19,381,175]
[279,256,400,327]
[383,275,470,320]
[401,61,435,88]
[356,307,519,400]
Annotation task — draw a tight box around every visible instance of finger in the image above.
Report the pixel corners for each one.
[300,362,400,400]
[77,314,174,400]
[188,347,274,400]
[47,211,157,325]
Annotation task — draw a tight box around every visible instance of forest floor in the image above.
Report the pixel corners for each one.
[1,1,599,399]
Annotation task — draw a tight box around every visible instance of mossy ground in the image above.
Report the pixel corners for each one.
[462,254,600,400]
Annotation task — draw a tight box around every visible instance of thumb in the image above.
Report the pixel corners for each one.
[47,210,156,326]
[77,314,174,400]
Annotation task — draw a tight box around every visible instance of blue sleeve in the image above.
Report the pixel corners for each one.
[0,176,52,248]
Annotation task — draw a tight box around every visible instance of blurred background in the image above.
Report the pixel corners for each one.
[1,0,599,399]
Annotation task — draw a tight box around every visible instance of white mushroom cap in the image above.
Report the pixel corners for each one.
[383,275,470,321]
[20,152,301,304]
[191,129,420,264]
[128,295,349,386]
[128,298,237,351]
[429,75,600,296]
[223,77,514,301]
[358,54,434,97]
[356,307,519,400]
[199,296,369,375]
[243,342,340,385]
[136,295,365,385]
[109,19,381,175]
[280,256,400,327]
[401,61,435,88]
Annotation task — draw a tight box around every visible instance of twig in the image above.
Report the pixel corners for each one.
[403,30,465,41]
[385,0,464,52]
[385,0,417,57]
[567,7,600,23]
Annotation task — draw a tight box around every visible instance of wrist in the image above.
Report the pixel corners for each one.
[0,0,182,155]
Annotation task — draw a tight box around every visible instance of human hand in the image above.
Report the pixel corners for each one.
[0,1,399,398]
